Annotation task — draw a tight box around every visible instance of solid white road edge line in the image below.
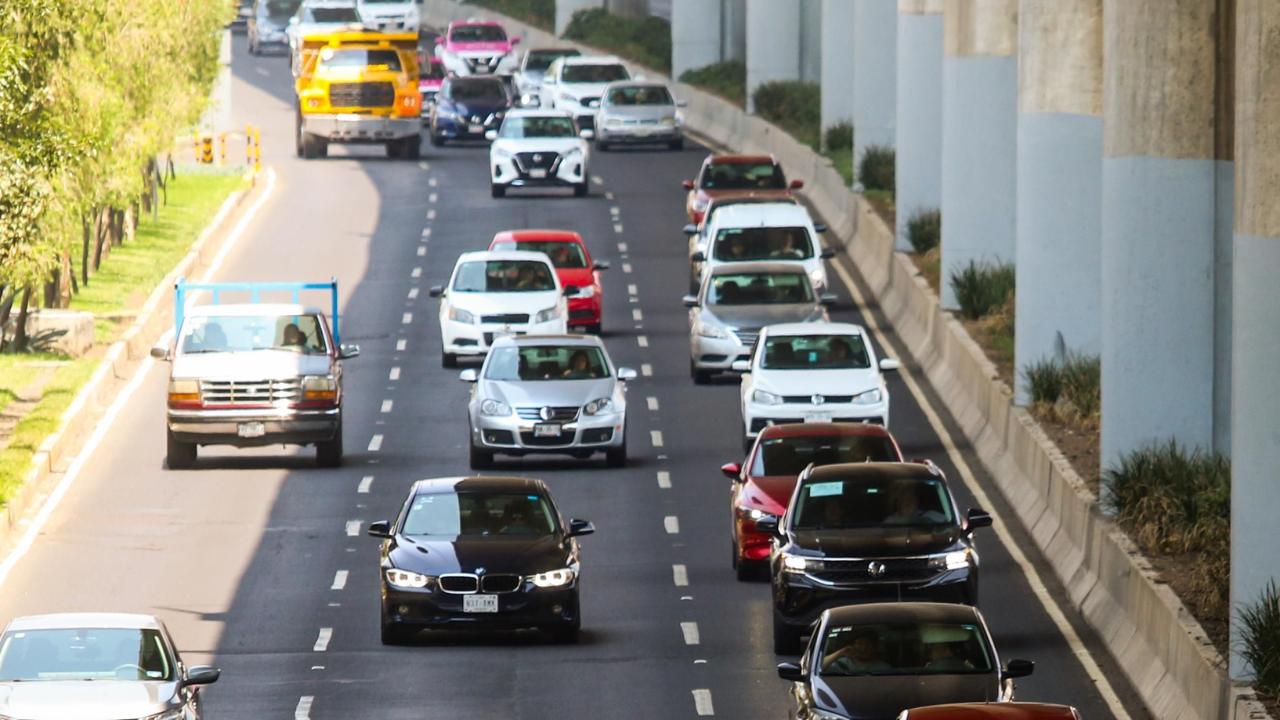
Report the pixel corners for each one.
[828,254,1132,720]
[692,689,714,716]
[331,570,348,590]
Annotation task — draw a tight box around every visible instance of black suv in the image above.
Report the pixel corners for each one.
[759,462,993,654]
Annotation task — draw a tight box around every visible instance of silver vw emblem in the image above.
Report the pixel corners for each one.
[867,561,886,578]
[811,394,825,406]
[533,153,544,163]
[539,407,555,421]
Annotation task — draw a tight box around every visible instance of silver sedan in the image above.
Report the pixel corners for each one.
[460,335,635,468]
[593,81,686,151]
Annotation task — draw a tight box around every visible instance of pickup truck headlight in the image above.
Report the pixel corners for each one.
[168,378,200,403]
[449,306,476,324]
[752,389,783,406]
[851,388,883,405]
[782,553,823,573]
[527,567,575,588]
[303,375,338,401]
[480,399,512,416]
[696,321,728,339]
[583,397,612,415]
[929,549,970,570]
[534,307,559,323]
[385,568,432,589]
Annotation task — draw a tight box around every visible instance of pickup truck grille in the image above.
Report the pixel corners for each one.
[200,379,302,405]
[328,82,395,108]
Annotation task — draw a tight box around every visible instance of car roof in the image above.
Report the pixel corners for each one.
[757,422,895,441]
[904,705,1079,720]
[456,249,556,264]
[504,107,575,119]
[561,54,625,66]
[188,303,322,317]
[412,476,547,495]
[711,203,812,227]
[708,154,777,166]
[6,613,163,632]
[824,602,983,625]
[762,322,865,337]
[491,334,604,349]
[450,18,504,27]
[804,461,944,484]
[707,260,810,276]
[492,229,584,244]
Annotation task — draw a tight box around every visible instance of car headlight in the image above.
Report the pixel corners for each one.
[696,321,728,339]
[534,306,559,323]
[739,507,772,521]
[752,389,783,406]
[812,711,851,720]
[493,147,513,159]
[385,568,432,589]
[851,388,883,405]
[480,399,512,416]
[167,378,200,403]
[583,397,612,415]
[661,116,677,125]
[449,306,476,324]
[929,549,970,570]
[562,145,584,158]
[559,92,577,103]
[520,92,538,106]
[604,117,623,126]
[575,284,596,298]
[809,266,827,286]
[302,375,337,401]
[782,553,824,574]
[691,196,709,212]
[527,567,576,588]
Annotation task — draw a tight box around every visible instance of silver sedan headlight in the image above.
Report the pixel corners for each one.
[583,397,613,415]
[696,321,728,339]
[480,399,512,416]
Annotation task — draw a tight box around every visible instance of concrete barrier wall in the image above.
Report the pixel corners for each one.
[417,5,1270,720]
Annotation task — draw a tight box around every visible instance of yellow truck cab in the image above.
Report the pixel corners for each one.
[294,30,422,158]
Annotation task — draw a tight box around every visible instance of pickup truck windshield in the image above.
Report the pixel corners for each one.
[179,314,329,354]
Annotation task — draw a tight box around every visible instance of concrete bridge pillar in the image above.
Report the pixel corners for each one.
[1099,0,1234,471]
[746,0,802,113]
[1012,0,1103,404]
[895,0,944,249]
[939,0,1018,309]
[853,0,897,167]
[820,0,856,139]
[556,0,604,36]
[672,0,722,79]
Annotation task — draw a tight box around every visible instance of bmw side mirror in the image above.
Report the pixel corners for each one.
[720,462,741,480]
[820,247,836,259]
[428,285,444,297]
[338,344,360,359]
[878,358,900,372]
[593,260,610,270]
[814,223,829,234]
[150,345,172,361]
[1002,659,1035,680]
[459,369,478,382]
[790,179,804,189]
[682,294,698,308]
[183,666,220,686]
[367,520,393,538]
[966,508,993,532]
[566,519,595,538]
[485,129,498,141]
[731,360,750,372]
[682,180,695,190]
[563,285,580,297]
[754,516,779,534]
[777,662,805,681]
[691,251,706,262]
[682,224,698,235]
[579,128,595,139]
[617,367,637,380]
[819,293,838,307]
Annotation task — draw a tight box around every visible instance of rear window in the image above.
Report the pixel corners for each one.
[318,48,401,71]
[562,63,629,83]
[751,434,899,476]
[761,334,870,370]
[306,6,359,22]
[713,226,813,261]
[451,25,508,43]
[700,162,787,190]
[453,260,556,292]
[491,241,587,269]
[709,272,813,305]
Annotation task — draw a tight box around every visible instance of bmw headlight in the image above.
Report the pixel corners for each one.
[385,568,432,588]
[449,306,476,324]
[534,306,559,323]
[782,553,824,574]
[480,399,512,416]
[583,397,613,415]
[696,321,728,339]
[929,549,970,570]
[851,388,883,405]
[527,567,576,588]
[752,389,783,406]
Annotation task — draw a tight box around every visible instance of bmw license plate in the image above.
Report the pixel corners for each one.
[534,423,561,437]
[463,594,498,613]
[803,411,832,424]
[529,168,548,179]
[237,422,266,438]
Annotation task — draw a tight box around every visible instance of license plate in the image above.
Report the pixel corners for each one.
[529,168,548,179]
[634,126,653,135]
[463,594,498,613]
[237,422,266,438]
[336,113,361,121]
[534,423,561,437]
[803,412,832,424]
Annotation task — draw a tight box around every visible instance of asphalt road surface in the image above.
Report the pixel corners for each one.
[0,35,1152,720]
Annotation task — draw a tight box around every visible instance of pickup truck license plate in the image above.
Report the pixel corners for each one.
[529,168,548,179]
[534,423,561,437]
[463,594,498,613]
[237,422,266,438]
[803,411,832,424]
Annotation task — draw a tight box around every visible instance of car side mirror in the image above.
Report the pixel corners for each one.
[777,662,805,681]
[183,666,220,686]
[691,251,706,262]
[566,519,595,538]
[593,260,610,270]
[338,344,360,359]
[878,358,900,372]
[820,247,835,259]
[814,223,829,234]
[1002,659,1034,680]
[682,180,695,190]
[563,285,580,297]
[434,36,443,44]
[682,224,698,235]
[819,293,838,307]
[754,516,779,534]
[428,285,444,297]
[459,368,478,382]
[790,179,804,189]
[617,367,637,380]
[511,36,521,44]
[579,129,595,139]
[367,520,393,538]
[720,462,741,480]
[485,129,498,141]
[150,345,171,361]
[677,99,688,107]
[966,508,993,532]
[731,359,750,372]
[682,294,698,308]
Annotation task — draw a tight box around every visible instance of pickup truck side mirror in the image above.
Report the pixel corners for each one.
[338,344,360,359]
[367,520,393,538]
[150,345,172,361]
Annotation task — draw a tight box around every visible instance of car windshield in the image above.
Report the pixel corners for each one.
[306,6,359,22]
[485,345,609,381]
[491,241,587,268]
[713,226,813,261]
[0,628,175,682]
[793,477,955,530]
[448,79,507,100]
[700,162,787,190]
[820,623,993,676]
[401,492,556,536]
[499,116,577,138]
[562,63,629,83]
[607,85,673,105]
[318,48,402,71]
[179,313,328,354]
[451,25,507,43]
[261,0,300,19]
[453,260,556,292]
[762,335,870,370]
[526,49,579,71]
[708,272,814,305]
[751,434,899,475]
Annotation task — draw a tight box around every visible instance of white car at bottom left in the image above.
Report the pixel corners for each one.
[431,250,572,367]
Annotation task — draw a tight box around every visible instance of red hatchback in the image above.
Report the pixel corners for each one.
[683,154,803,224]
[489,230,607,334]
[721,423,903,580]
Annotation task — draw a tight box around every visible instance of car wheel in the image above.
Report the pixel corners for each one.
[773,614,803,655]
[690,359,711,385]
[736,560,756,582]
[490,183,506,198]
[604,431,626,468]
[669,138,684,151]
[386,139,403,158]
[595,139,609,152]
[301,132,326,159]
[731,538,740,571]
[405,135,421,159]
[316,423,343,468]
[430,129,445,147]
[441,351,457,368]
[295,108,304,157]
[166,431,196,470]
[585,322,602,336]
[469,442,494,470]
[573,182,588,197]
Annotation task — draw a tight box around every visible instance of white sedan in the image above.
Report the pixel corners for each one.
[429,250,572,367]
[486,109,592,197]
[735,322,899,451]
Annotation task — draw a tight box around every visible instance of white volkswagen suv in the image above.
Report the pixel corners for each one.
[540,55,630,130]
[487,109,592,197]
[736,322,899,452]
[430,250,572,367]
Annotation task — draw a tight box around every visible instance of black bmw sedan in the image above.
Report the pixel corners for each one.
[776,603,1034,720]
[368,476,594,645]
[760,462,993,653]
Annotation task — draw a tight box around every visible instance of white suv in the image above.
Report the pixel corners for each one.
[540,55,630,130]
[429,250,571,367]
[487,109,592,197]
[690,203,834,294]
[355,0,418,32]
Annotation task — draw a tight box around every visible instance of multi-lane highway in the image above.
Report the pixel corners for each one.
[0,33,1151,720]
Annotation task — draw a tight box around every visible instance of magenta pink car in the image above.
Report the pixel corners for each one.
[434,20,521,76]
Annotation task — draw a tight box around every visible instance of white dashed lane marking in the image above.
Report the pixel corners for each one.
[657,471,671,488]
[614,223,624,233]
[610,206,620,216]
[672,564,688,586]
[345,520,361,536]
[427,209,436,220]
[402,312,412,324]
[641,363,652,376]
[421,227,431,238]
[664,516,679,534]
[617,242,628,252]
[632,309,643,321]
[591,175,603,185]
[428,176,437,186]
[417,246,426,256]
[411,267,422,278]
[650,430,663,447]
[396,339,407,351]
[313,628,332,652]
[693,690,714,716]
[637,336,648,348]
[647,396,659,411]
[331,570,348,590]
[628,284,638,296]
[681,622,700,645]
[417,161,430,170]
[295,696,314,720]
[622,263,632,273]
[390,367,401,380]
[605,191,614,199]
[381,400,393,413]
[429,192,438,203]
[358,476,374,493]
[408,288,419,299]
[368,435,383,452]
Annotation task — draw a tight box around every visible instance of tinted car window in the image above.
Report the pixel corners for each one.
[306,6,359,22]
[451,25,508,43]
[820,623,993,675]
[453,260,555,292]
[713,226,813,261]
[447,79,507,101]
[525,49,580,71]
[762,335,870,370]
[260,0,300,19]
[751,434,898,475]
[607,85,673,105]
[709,272,813,305]
[0,628,174,681]
[793,477,955,529]
[319,48,401,71]
[499,116,577,138]
[485,345,609,381]
[700,162,787,190]
[492,241,587,268]
[561,63,629,83]
[401,492,555,536]
[179,314,328,354]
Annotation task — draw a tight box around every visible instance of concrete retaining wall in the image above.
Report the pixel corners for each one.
[416,4,1271,719]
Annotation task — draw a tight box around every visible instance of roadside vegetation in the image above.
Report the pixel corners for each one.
[948,259,1015,381]
[858,145,896,226]
[1240,582,1280,703]
[464,0,554,31]
[905,209,941,292]
[679,60,747,107]
[563,8,671,75]
[824,122,854,186]
[752,80,821,149]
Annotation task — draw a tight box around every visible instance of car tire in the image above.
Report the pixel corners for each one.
[585,322,602,336]
[442,351,457,368]
[669,138,684,151]
[604,432,626,468]
[301,132,327,159]
[166,431,196,470]
[380,619,412,646]
[736,559,756,582]
[469,442,494,470]
[386,139,403,159]
[491,183,506,198]
[595,139,609,152]
[573,182,588,197]
[405,135,421,159]
[295,108,304,157]
[690,359,711,385]
[316,423,343,468]
[773,614,803,655]
[430,129,445,147]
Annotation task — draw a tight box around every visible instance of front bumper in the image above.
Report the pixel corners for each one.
[382,582,578,631]
[492,152,587,188]
[772,566,976,630]
[744,401,889,437]
[167,407,339,447]
[690,332,754,371]
[471,411,625,454]
[434,114,502,140]
[303,115,420,142]
[568,296,601,327]
[597,123,682,143]
[441,317,568,356]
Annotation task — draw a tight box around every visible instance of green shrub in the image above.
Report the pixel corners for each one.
[859,145,895,193]
[1021,352,1100,425]
[824,121,853,152]
[679,60,747,107]
[949,260,1015,321]
[905,208,941,255]
[1239,581,1280,697]
[563,8,671,75]
[1023,358,1064,406]
[1103,441,1230,554]
[463,0,554,31]
[752,80,821,149]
